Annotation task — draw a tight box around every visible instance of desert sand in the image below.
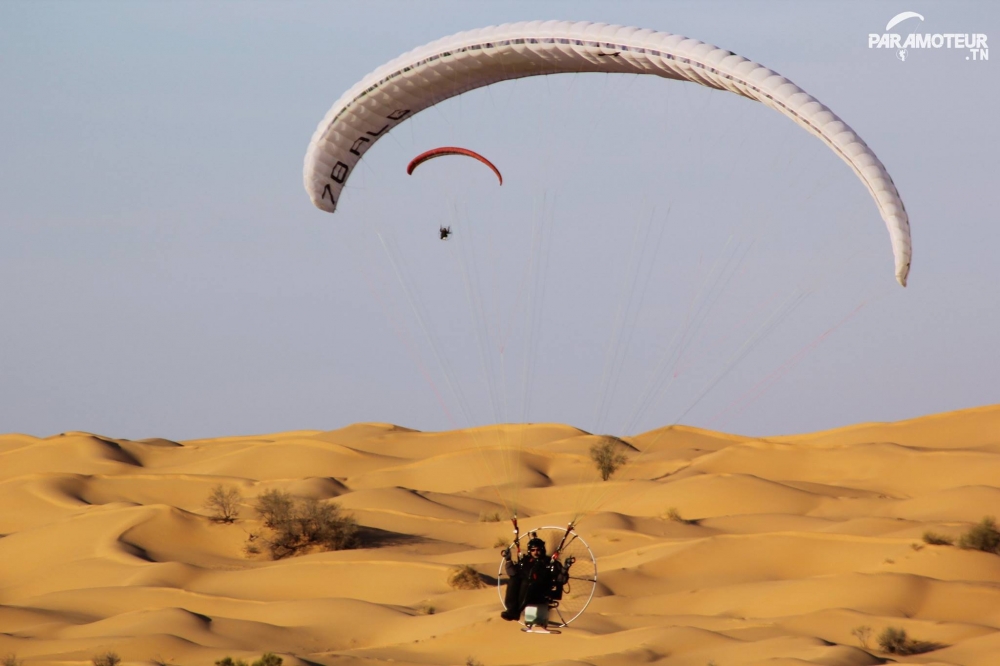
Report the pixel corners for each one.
[3,405,1000,666]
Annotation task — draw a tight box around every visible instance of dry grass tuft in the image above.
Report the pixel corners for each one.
[449,564,487,590]
[664,507,700,525]
[92,653,121,666]
[922,531,954,546]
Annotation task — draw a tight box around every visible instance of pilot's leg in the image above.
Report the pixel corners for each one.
[501,577,522,620]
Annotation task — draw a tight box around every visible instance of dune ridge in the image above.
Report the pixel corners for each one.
[2,406,1000,664]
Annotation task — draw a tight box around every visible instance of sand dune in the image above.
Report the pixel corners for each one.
[3,405,1000,664]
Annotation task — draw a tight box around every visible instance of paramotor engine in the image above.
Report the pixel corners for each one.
[498,525,598,629]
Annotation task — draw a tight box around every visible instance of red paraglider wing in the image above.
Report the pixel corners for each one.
[407,147,503,185]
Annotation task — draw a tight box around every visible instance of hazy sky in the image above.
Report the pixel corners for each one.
[2,1,997,441]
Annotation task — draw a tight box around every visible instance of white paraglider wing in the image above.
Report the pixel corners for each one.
[304,20,911,286]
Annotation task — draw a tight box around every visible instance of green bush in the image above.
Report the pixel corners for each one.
[590,437,629,481]
[958,517,1000,554]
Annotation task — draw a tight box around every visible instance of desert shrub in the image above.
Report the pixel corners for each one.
[205,484,243,523]
[479,511,502,522]
[244,531,261,555]
[2,654,20,666]
[958,516,1000,553]
[449,564,487,590]
[922,531,954,546]
[493,536,510,548]
[465,658,483,666]
[297,498,358,549]
[215,655,280,666]
[92,653,121,666]
[250,490,358,559]
[419,604,436,615]
[851,624,872,649]
[877,626,908,653]
[252,654,282,666]
[875,626,938,655]
[255,489,296,530]
[590,437,629,481]
[664,507,699,524]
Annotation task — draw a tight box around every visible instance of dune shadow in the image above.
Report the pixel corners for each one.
[897,640,947,655]
[355,526,430,548]
[119,539,157,562]
[293,658,326,666]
